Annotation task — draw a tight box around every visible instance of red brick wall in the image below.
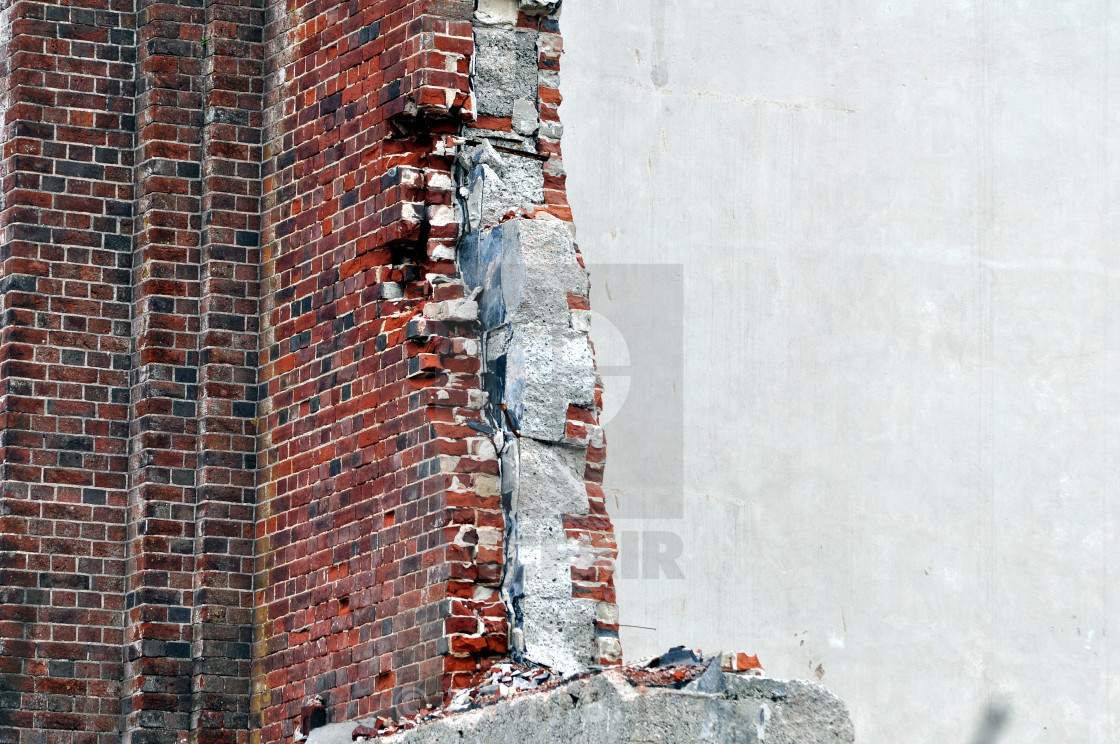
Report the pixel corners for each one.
[0,0,264,740]
[0,0,135,739]
[252,0,505,739]
[0,0,618,742]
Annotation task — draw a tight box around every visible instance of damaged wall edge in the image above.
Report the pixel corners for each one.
[451,0,620,675]
[0,0,858,737]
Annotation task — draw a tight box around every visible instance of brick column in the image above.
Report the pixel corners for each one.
[190,0,264,739]
[254,0,480,738]
[124,0,205,740]
[0,0,135,741]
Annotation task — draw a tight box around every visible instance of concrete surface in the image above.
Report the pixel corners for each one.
[461,217,601,674]
[308,670,854,744]
[473,26,539,117]
[561,2,1120,743]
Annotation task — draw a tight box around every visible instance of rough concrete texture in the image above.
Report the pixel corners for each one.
[502,436,597,674]
[512,98,539,135]
[519,0,561,17]
[462,218,595,442]
[459,218,601,672]
[472,27,539,116]
[459,132,544,232]
[307,670,855,744]
[474,0,519,25]
[562,2,1120,742]
[512,594,597,675]
[464,154,544,232]
[499,220,586,326]
[500,322,595,441]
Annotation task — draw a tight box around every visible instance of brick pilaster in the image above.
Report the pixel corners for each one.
[190,0,264,739]
[253,0,478,738]
[0,0,135,741]
[125,0,205,739]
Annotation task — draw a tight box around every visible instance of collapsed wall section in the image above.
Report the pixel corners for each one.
[458,219,616,673]
[314,668,856,744]
[454,0,619,676]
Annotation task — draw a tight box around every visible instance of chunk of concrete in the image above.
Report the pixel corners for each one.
[519,0,561,16]
[475,0,518,25]
[688,656,728,694]
[310,670,856,744]
[515,596,597,674]
[464,156,544,231]
[512,98,539,135]
[461,217,584,328]
[460,219,594,441]
[513,436,589,522]
[499,218,586,328]
[473,27,539,116]
[503,324,594,440]
[500,437,597,673]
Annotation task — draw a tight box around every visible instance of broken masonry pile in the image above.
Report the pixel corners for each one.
[348,647,764,739]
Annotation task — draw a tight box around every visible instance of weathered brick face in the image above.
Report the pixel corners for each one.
[252,1,482,738]
[0,0,135,740]
[0,0,616,742]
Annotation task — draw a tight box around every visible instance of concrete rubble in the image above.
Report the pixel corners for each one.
[305,649,855,744]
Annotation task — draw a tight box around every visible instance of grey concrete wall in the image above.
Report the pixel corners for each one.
[560,2,1120,743]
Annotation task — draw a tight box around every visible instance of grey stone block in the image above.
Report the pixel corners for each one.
[474,27,539,116]
[512,98,539,135]
[519,0,560,16]
[460,219,594,441]
[504,437,595,673]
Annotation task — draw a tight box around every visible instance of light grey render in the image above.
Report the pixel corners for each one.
[562,2,1120,743]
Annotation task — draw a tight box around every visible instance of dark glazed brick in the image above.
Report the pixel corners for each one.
[232,402,256,418]
[104,234,131,251]
[39,573,90,590]
[165,642,191,659]
[82,489,106,505]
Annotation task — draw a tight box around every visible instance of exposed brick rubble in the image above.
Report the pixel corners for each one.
[347,660,856,744]
[340,648,765,739]
[0,1,616,743]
